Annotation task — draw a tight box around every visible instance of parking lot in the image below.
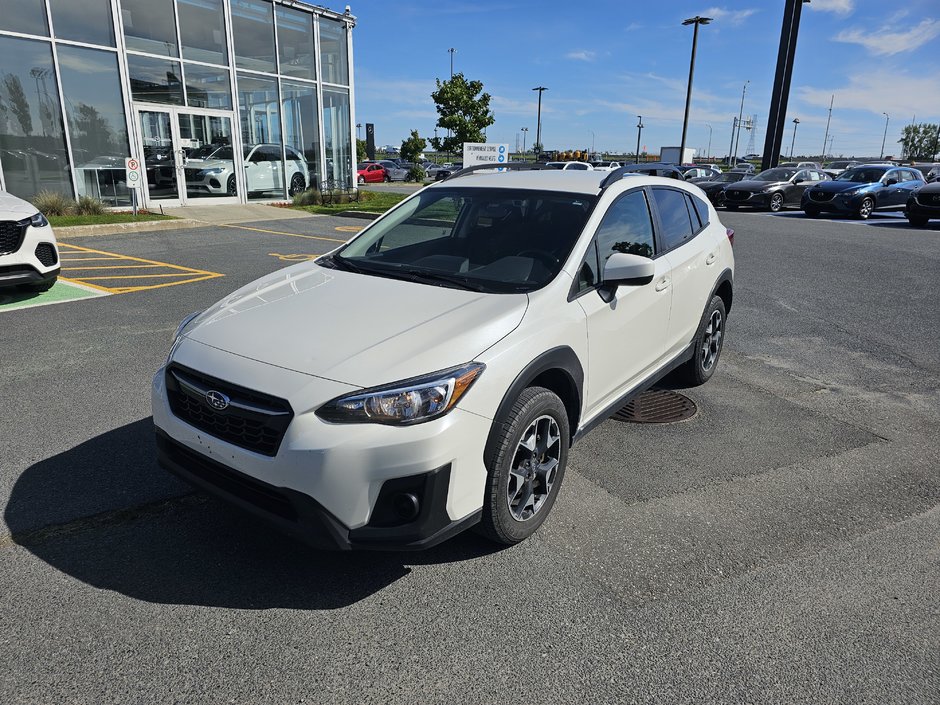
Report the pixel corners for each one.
[2,209,939,703]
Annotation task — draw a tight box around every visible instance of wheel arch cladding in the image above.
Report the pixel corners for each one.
[715,274,733,313]
[484,347,584,467]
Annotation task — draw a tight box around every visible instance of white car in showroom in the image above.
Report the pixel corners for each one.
[0,189,60,292]
[185,143,310,197]
[153,165,734,549]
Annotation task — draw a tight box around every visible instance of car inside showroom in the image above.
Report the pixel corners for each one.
[0,0,356,207]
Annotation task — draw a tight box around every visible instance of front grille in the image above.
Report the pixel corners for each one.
[810,190,835,202]
[725,190,749,201]
[916,192,940,207]
[34,243,58,267]
[0,219,27,255]
[185,168,203,181]
[165,364,294,457]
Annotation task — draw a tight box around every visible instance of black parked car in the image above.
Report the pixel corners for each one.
[723,167,831,212]
[690,171,751,206]
[801,165,926,219]
[905,181,940,226]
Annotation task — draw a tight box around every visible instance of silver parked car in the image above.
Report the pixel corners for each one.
[378,160,410,182]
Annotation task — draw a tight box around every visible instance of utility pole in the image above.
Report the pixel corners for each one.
[880,112,889,159]
[680,16,712,165]
[789,117,800,159]
[706,123,712,160]
[733,81,749,165]
[727,116,738,165]
[532,86,547,160]
[821,94,833,159]
[635,115,644,163]
[521,126,528,161]
[448,48,456,77]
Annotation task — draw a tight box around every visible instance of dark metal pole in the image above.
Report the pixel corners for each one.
[880,112,889,159]
[680,17,711,164]
[727,117,737,165]
[761,0,807,172]
[789,118,800,159]
[636,116,643,163]
[821,94,833,159]
[733,82,748,165]
[532,86,547,160]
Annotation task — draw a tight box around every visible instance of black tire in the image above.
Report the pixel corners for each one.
[724,203,739,211]
[857,196,874,220]
[21,276,56,293]
[478,387,570,546]
[384,174,391,183]
[713,192,726,207]
[769,192,784,212]
[803,205,821,218]
[677,295,727,387]
[288,173,305,196]
[226,175,237,197]
[907,213,929,226]
[357,175,364,184]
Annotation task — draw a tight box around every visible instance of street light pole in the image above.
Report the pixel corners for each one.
[448,47,456,77]
[706,123,712,159]
[880,112,890,159]
[733,80,749,165]
[680,16,712,165]
[521,127,528,161]
[727,116,737,165]
[532,86,547,160]
[789,117,800,159]
[590,129,595,155]
[821,94,833,159]
[635,115,643,163]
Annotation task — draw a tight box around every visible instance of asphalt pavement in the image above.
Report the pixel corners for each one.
[1,209,938,704]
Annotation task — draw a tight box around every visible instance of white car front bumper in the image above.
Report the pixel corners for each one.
[0,219,59,289]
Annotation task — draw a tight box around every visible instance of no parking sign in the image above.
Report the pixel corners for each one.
[125,157,143,189]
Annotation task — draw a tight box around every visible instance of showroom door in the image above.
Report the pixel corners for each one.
[136,107,240,208]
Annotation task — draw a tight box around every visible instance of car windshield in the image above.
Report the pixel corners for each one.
[714,173,743,182]
[836,167,888,183]
[754,168,796,181]
[332,188,597,294]
[357,162,373,170]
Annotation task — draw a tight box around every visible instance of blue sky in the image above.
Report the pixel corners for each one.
[349,0,940,159]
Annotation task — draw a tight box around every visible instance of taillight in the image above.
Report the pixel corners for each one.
[726,227,735,246]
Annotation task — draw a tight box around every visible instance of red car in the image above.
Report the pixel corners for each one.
[357,162,387,183]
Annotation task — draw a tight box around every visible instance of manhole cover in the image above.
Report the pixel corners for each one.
[612,389,698,424]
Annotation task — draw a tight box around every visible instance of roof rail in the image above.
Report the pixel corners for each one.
[599,165,645,190]
[441,161,550,181]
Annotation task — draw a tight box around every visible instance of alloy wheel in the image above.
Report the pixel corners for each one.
[858,197,873,219]
[770,193,784,212]
[701,309,723,372]
[507,415,561,522]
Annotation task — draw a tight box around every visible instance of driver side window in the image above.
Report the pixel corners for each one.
[595,189,656,263]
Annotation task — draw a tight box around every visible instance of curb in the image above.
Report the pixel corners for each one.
[55,219,206,238]
[335,210,381,220]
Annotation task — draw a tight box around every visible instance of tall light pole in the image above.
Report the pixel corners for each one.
[706,123,712,159]
[789,117,800,159]
[680,16,712,164]
[727,116,737,165]
[356,123,362,140]
[532,86,547,160]
[733,80,749,164]
[880,112,890,159]
[590,129,595,155]
[521,126,528,160]
[635,115,644,163]
[448,47,456,77]
[821,94,833,159]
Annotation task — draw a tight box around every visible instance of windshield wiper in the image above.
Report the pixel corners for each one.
[394,269,490,292]
[322,254,366,273]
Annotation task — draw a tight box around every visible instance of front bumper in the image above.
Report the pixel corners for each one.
[151,343,492,550]
[906,197,940,220]
[723,190,769,208]
[802,192,862,214]
[0,220,60,290]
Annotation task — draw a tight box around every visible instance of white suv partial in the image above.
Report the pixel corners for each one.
[0,189,60,292]
[153,166,734,549]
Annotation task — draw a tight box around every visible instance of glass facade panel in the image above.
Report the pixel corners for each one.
[127,54,184,105]
[179,112,235,198]
[178,0,228,66]
[0,35,71,200]
[185,63,232,110]
[0,0,48,36]
[138,110,178,200]
[276,5,315,81]
[322,88,351,187]
[319,18,348,85]
[231,0,276,74]
[121,0,178,57]
[237,73,284,199]
[281,81,318,191]
[58,45,131,206]
[49,0,114,47]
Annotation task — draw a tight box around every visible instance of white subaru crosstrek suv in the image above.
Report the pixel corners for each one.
[0,189,60,292]
[153,165,734,549]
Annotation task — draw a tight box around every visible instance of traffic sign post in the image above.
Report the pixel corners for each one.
[125,157,143,216]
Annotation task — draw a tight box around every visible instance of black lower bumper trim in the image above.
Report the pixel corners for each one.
[0,264,59,287]
[155,429,479,551]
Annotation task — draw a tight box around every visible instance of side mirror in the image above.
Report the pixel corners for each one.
[603,252,655,287]
[884,178,898,186]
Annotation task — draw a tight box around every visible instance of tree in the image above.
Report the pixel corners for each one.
[898,123,940,160]
[429,72,495,155]
[400,130,427,181]
[3,74,32,136]
[356,138,367,162]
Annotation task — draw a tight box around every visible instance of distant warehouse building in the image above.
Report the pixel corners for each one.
[0,0,356,208]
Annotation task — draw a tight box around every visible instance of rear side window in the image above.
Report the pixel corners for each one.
[594,190,656,265]
[690,194,709,228]
[651,188,693,251]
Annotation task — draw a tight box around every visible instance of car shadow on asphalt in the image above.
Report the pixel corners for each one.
[5,418,505,610]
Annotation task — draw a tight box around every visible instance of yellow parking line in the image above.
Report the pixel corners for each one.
[219,223,345,243]
[59,256,125,262]
[62,264,165,271]
[79,273,207,280]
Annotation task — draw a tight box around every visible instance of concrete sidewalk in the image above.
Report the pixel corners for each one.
[168,203,317,224]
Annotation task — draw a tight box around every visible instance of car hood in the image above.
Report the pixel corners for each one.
[0,190,40,218]
[726,180,787,192]
[808,180,877,194]
[187,159,232,171]
[184,261,529,388]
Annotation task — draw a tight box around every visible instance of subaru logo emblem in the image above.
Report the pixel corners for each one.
[205,390,230,411]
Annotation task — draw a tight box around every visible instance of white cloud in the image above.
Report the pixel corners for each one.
[701,7,758,26]
[565,50,597,61]
[798,71,940,120]
[836,19,940,56]
[807,0,854,15]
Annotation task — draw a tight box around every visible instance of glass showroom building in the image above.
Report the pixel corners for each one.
[0,0,355,207]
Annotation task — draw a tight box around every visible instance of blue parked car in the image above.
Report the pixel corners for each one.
[801,164,925,219]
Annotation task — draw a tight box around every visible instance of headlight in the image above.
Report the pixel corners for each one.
[317,363,485,425]
[171,310,203,343]
[198,168,224,176]
[29,212,49,228]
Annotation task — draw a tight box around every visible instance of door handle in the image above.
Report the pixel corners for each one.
[706,252,716,265]
[654,277,670,292]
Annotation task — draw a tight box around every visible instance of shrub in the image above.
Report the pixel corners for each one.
[30,190,75,216]
[407,165,426,182]
[292,188,322,206]
[75,195,106,215]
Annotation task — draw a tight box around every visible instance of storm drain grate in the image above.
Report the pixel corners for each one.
[612,389,698,424]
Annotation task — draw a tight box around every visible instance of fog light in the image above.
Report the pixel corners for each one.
[392,492,420,521]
